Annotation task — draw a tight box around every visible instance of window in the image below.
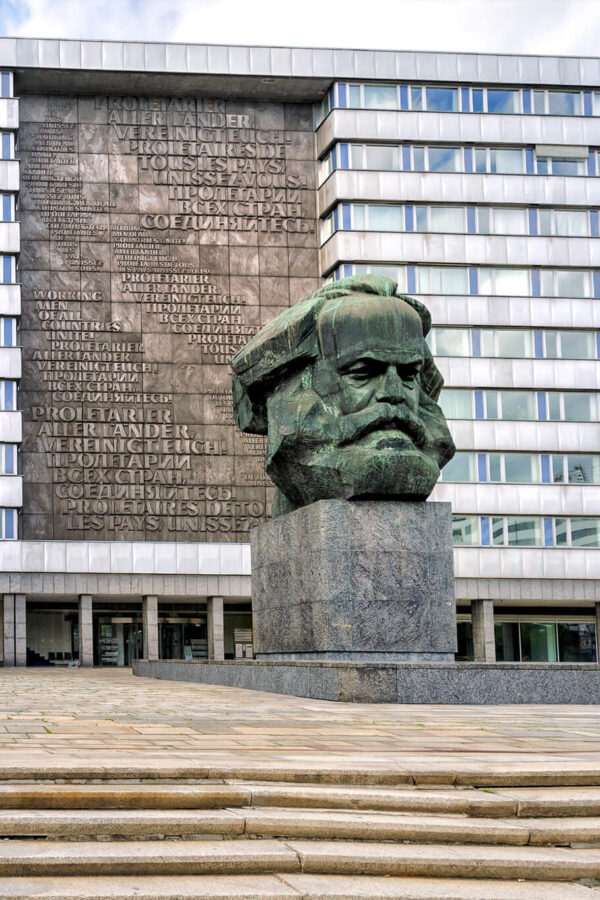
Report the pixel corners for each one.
[499,391,536,420]
[368,205,403,231]
[537,156,586,176]
[570,518,600,548]
[503,454,540,484]
[439,389,472,419]
[426,146,461,172]
[0,444,16,475]
[558,331,595,358]
[485,329,533,358]
[478,267,530,296]
[541,269,592,298]
[431,327,471,357]
[0,508,16,540]
[548,91,581,116]
[558,623,596,662]
[521,623,558,661]
[364,84,398,109]
[416,266,469,295]
[0,195,14,223]
[495,622,520,661]
[362,145,401,170]
[565,455,600,484]
[416,206,465,233]
[1,133,13,160]
[492,517,543,546]
[486,89,520,114]
[489,148,524,174]
[452,516,479,546]
[0,256,15,283]
[0,318,16,347]
[424,87,459,112]
[0,72,11,99]
[538,209,588,237]
[0,381,17,411]
[441,453,476,482]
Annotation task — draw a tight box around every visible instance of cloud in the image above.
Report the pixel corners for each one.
[1,0,599,56]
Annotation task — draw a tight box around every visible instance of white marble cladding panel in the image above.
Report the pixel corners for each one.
[0,285,21,317]
[454,546,600,580]
[317,110,600,157]
[423,295,600,330]
[0,475,21,507]
[319,172,600,217]
[0,38,598,85]
[0,411,21,442]
[320,232,600,274]
[449,420,600,454]
[0,223,19,254]
[0,161,19,192]
[0,99,18,129]
[0,540,252,576]
[436,357,600,391]
[432,482,600,518]
[0,348,21,379]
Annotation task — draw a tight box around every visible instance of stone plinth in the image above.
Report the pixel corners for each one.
[251,499,457,662]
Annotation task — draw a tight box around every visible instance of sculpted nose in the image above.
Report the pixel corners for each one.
[376,365,405,403]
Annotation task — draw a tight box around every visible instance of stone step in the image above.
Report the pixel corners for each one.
[0,873,595,899]
[4,807,600,845]
[3,780,600,818]
[1,839,600,880]
[2,761,600,787]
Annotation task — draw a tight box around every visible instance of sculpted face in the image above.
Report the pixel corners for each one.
[262,293,455,515]
[230,274,456,517]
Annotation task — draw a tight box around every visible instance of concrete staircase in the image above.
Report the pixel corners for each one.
[1,774,600,897]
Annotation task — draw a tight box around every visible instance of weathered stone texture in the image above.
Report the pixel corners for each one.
[251,499,457,661]
[18,93,319,541]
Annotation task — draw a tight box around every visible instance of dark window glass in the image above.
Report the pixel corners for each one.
[456,621,473,661]
[520,622,557,662]
[495,622,520,661]
[567,455,600,484]
[558,623,596,662]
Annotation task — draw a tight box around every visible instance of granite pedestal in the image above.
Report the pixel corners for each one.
[251,499,457,662]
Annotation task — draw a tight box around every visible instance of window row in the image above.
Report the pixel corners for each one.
[440,389,598,422]
[457,618,597,663]
[0,73,12,99]
[442,452,600,485]
[0,381,17,411]
[0,256,16,283]
[335,263,600,299]
[452,515,600,548]
[0,444,17,475]
[0,194,15,222]
[322,203,598,240]
[320,143,596,180]
[429,327,600,360]
[321,82,599,119]
[0,508,16,540]
[0,133,14,160]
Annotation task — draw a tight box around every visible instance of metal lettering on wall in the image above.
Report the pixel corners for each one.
[19,95,319,540]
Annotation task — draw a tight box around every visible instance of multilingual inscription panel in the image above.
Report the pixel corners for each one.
[18,94,319,541]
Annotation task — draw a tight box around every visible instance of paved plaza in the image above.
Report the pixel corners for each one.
[0,668,600,779]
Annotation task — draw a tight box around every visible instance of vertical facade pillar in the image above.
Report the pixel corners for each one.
[595,604,600,662]
[143,595,159,661]
[78,595,93,667]
[14,594,26,666]
[207,596,225,660]
[2,595,15,666]
[471,599,496,662]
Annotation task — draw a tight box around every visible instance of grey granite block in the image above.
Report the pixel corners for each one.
[251,499,456,662]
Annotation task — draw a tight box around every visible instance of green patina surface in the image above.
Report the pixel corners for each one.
[231,275,456,516]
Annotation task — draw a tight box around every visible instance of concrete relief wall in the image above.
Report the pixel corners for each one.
[17,94,319,541]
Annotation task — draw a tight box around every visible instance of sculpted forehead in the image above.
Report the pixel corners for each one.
[317,294,425,368]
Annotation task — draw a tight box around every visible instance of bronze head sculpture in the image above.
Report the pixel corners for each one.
[231,274,456,517]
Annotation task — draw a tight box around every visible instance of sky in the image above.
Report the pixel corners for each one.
[0,0,600,56]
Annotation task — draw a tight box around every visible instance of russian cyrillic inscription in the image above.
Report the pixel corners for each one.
[19,94,317,540]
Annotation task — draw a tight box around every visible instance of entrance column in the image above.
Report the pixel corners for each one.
[14,594,26,666]
[142,595,159,661]
[471,599,496,662]
[2,595,15,666]
[78,595,93,667]
[207,596,225,661]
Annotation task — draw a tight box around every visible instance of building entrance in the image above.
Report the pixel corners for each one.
[93,617,143,667]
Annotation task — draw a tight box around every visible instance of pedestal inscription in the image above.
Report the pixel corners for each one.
[18,95,319,540]
[251,499,457,662]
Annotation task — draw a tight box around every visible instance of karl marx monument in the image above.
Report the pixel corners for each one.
[231,274,458,664]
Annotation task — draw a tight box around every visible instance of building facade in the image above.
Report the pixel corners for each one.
[0,38,599,667]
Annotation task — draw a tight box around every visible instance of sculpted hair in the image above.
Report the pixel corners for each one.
[231,274,445,435]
